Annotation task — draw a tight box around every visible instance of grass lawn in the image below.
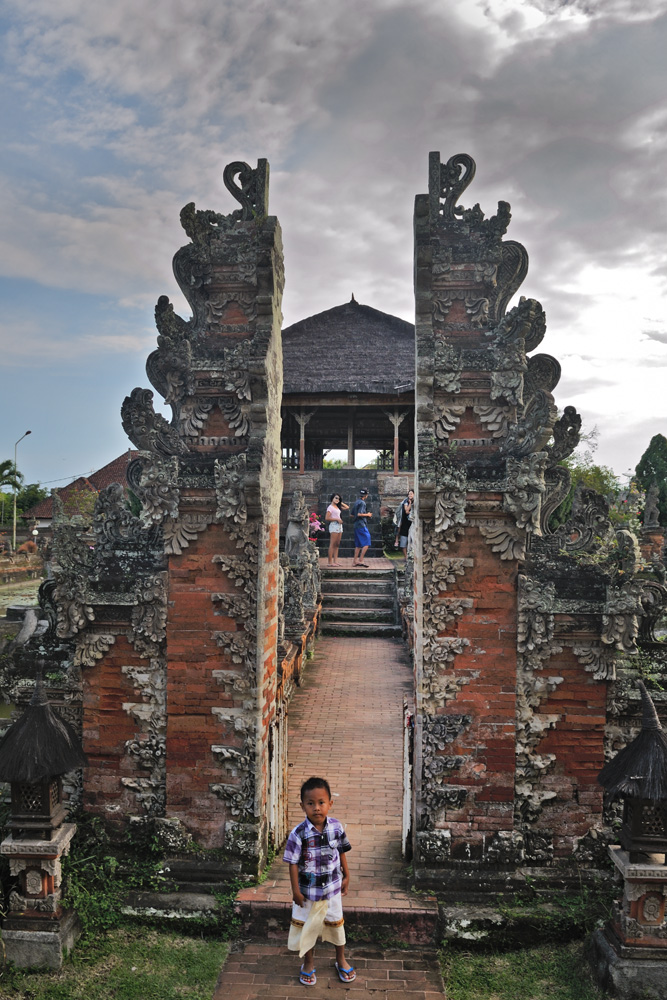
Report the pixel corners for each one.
[0,927,228,1000]
[441,940,604,1000]
[0,578,42,617]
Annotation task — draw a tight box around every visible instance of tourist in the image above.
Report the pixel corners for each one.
[394,488,414,557]
[283,776,355,986]
[350,487,373,567]
[325,492,349,566]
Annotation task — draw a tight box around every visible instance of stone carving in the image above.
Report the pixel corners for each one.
[284,491,310,562]
[517,577,555,654]
[431,152,477,222]
[602,582,643,652]
[179,397,214,437]
[416,829,451,864]
[434,455,467,535]
[163,512,211,556]
[490,370,523,406]
[573,643,616,682]
[121,387,191,457]
[434,402,466,440]
[504,453,548,534]
[73,632,116,668]
[130,572,168,658]
[477,521,527,561]
[214,454,247,524]
[433,342,463,393]
[474,403,510,439]
[644,481,661,529]
[135,455,180,526]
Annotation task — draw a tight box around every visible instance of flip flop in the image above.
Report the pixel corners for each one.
[358,563,369,567]
[300,965,316,986]
[335,962,356,983]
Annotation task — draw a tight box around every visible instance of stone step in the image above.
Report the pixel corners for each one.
[321,621,403,637]
[320,567,395,579]
[234,900,440,949]
[321,607,396,624]
[324,593,395,609]
[321,580,394,595]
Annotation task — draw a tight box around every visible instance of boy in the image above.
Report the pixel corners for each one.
[283,776,356,986]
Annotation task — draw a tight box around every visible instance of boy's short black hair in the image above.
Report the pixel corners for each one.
[300,776,331,800]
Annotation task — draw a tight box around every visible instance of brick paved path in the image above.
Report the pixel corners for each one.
[213,942,445,998]
[217,636,444,998]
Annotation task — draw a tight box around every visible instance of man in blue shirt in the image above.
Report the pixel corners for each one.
[351,488,373,567]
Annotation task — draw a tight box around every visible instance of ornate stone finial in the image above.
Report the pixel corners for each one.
[223,159,269,221]
[429,151,476,222]
[180,158,270,240]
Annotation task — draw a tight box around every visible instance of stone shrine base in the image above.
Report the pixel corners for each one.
[589,926,667,1000]
[1,909,80,970]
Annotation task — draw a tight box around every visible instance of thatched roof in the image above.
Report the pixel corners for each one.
[598,681,667,802]
[282,298,415,396]
[0,669,88,783]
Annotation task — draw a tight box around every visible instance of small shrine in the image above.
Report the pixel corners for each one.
[591,680,667,998]
[0,660,87,969]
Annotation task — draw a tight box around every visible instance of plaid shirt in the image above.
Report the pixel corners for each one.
[283,817,351,900]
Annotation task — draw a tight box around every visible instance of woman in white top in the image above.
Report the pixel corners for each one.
[325,492,349,566]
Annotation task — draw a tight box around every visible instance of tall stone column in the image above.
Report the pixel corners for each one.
[118,160,284,868]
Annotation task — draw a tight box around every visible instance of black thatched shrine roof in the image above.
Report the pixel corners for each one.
[282,298,415,396]
[0,671,88,783]
[598,681,667,802]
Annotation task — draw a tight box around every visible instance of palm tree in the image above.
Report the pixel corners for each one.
[0,459,23,493]
[0,460,23,531]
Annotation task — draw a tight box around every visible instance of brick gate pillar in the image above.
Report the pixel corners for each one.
[120,159,284,867]
[413,152,584,879]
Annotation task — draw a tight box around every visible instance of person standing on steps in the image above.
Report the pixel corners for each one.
[325,492,348,566]
[394,488,414,558]
[350,487,372,567]
[283,776,355,987]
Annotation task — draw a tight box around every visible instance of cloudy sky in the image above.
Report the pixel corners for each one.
[1,0,666,489]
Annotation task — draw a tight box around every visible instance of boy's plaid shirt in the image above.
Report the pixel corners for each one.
[283,817,351,900]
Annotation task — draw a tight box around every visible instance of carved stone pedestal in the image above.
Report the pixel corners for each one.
[0,823,80,969]
[589,846,667,999]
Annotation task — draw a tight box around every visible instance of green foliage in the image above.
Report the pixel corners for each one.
[0,460,23,493]
[441,940,603,1000]
[60,485,99,523]
[322,458,345,469]
[549,452,621,531]
[16,482,49,519]
[635,432,667,526]
[126,488,142,517]
[0,927,228,1000]
[61,816,168,938]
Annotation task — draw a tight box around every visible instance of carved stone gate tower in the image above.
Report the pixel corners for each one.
[56,161,285,872]
[411,153,663,886]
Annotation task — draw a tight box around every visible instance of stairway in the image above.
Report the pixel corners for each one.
[320,564,402,637]
[315,468,385,558]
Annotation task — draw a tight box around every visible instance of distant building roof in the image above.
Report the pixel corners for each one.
[282,298,415,396]
[28,450,139,520]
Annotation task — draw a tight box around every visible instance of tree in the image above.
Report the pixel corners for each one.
[635,433,667,526]
[549,453,621,530]
[0,459,23,493]
[16,483,50,519]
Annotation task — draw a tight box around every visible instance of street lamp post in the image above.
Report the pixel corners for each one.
[12,430,31,552]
